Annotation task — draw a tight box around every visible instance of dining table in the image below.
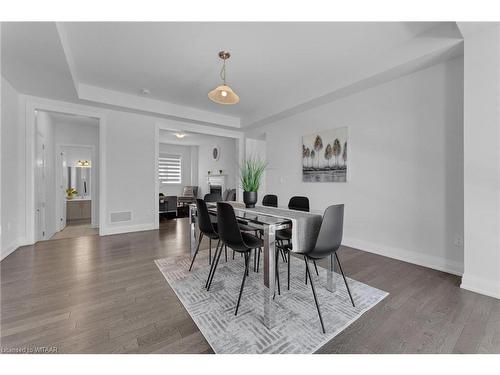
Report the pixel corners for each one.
[188,202,341,329]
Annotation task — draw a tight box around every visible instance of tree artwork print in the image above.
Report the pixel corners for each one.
[302,127,348,182]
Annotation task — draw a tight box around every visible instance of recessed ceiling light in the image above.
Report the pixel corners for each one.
[175,133,186,139]
[140,88,150,96]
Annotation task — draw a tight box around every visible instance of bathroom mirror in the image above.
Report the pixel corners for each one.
[67,167,91,197]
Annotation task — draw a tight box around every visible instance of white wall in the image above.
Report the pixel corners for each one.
[197,135,238,197]
[253,57,465,275]
[54,119,99,227]
[159,143,192,196]
[461,25,500,299]
[104,110,156,234]
[1,78,25,260]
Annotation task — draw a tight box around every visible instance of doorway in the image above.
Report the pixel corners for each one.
[156,124,243,230]
[34,110,100,241]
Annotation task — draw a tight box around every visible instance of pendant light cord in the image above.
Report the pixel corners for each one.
[220,58,227,85]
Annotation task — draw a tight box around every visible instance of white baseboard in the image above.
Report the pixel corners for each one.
[100,222,156,236]
[342,237,464,276]
[1,237,29,261]
[461,274,500,300]
[1,241,19,261]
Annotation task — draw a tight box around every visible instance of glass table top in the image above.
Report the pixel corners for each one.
[196,203,292,226]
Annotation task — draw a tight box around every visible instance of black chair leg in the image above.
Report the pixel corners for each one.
[225,245,228,262]
[253,248,257,272]
[207,243,224,291]
[235,252,250,316]
[276,250,281,296]
[256,248,261,273]
[287,251,291,290]
[335,252,355,307]
[205,240,221,288]
[233,250,235,260]
[313,260,319,276]
[280,249,287,263]
[305,263,309,285]
[188,233,203,271]
[209,238,212,265]
[304,256,326,334]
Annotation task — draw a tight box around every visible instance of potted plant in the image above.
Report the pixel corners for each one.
[66,188,78,199]
[240,157,267,208]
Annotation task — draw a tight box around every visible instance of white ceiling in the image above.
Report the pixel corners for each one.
[2,22,463,129]
[2,22,78,100]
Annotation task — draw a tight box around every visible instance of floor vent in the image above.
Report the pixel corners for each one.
[110,211,132,223]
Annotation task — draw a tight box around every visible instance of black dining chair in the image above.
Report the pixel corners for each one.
[288,196,309,212]
[188,199,219,271]
[277,196,310,243]
[276,196,319,289]
[262,194,278,207]
[204,193,222,202]
[205,202,263,316]
[299,204,355,333]
[236,220,261,266]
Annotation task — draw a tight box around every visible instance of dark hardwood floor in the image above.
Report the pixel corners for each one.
[1,218,499,354]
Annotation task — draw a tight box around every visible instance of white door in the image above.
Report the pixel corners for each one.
[35,133,46,241]
[56,149,67,231]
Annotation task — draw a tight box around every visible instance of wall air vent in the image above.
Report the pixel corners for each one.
[109,211,132,223]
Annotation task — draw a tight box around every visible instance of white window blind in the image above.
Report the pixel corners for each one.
[159,155,182,184]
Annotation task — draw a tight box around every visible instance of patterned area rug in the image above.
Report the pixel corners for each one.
[155,252,388,353]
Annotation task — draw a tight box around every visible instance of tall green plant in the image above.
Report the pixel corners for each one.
[240,157,267,192]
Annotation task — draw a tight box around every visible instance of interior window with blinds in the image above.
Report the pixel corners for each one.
[159,155,182,184]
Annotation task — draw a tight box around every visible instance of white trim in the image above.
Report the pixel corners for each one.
[101,222,156,236]
[1,241,20,261]
[343,237,464,276]
[1,237,29,262]
[461,274,500,300]
[99,113,107,236]
[154,124,160,230]
[24,96,107,244]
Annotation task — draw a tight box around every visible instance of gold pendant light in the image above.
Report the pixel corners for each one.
[208,51,240,105]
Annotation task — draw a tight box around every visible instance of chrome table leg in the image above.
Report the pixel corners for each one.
[326,253,339,293]
[263,224,276,329]
[189,205,198,259]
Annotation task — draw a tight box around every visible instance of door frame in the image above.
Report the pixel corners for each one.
[34,130,46,241]
[25,97,106,244]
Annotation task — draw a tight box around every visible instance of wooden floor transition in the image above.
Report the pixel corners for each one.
[50,219,99,241]
[1,218,499,354]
